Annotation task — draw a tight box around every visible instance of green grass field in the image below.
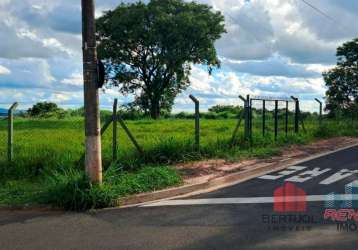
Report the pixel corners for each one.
[0,116,307,176]
[1,116,358,210]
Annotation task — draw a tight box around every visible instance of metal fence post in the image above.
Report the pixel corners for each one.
[231,95,247,145]
[274,100,278,140]
[244,95,250,140]
[7,102,18,162]
[315,98,323,125]
[249,97,253,139]
[112,99,118,162]
[189,95,200,151]
[245,95,251,140]
[237,95,250,141]
[285,101,288,136]
[291,96,299,133]
[262,100,266,136]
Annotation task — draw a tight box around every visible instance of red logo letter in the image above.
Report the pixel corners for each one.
[274,182,307,212]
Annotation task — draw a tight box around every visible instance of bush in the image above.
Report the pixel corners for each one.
[40,170,117,211]
[202,112,219,119]
[107,166,181,195]
[120,110,148,120]
[312,124,335,138]
[70,107,85,117]
[100,110,112,121]
[39,166,181,211]
[208,105,242,114]
[173,112,194,119]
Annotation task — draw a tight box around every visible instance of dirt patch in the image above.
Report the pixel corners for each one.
[176,137,358,185]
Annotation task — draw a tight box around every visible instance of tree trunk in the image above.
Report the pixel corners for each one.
[150,99,160,119]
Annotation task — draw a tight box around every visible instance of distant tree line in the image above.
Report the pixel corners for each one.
[21,102,83,119]
[21,102,319,121]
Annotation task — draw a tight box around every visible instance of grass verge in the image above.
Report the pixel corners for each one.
[0,166,180,211]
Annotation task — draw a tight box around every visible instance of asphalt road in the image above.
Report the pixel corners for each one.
[1,146,358,250]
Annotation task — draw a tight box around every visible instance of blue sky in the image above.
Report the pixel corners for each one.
[0,0,358,112]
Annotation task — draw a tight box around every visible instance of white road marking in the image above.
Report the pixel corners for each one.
[285,168,331,183]
[258,166,358,186]
[258,166,307,180]
[320,169,358,185]
[142,194,358,207]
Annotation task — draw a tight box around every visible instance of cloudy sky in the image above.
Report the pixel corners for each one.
[0,0,357,112]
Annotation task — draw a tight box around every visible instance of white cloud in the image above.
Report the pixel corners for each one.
[189,66,215,93]
[61,72,83,86]
[1,0,357,112]
[43,38,73,56]
[0,65,10,75]
[305,64,334,74]
[49,93,71,102]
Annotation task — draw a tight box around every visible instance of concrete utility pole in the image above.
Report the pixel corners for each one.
[81,0,102,184]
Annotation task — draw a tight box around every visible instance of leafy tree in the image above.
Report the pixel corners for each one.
[96,0,225,119]
[27,102,61,117]
[324,38,358,118]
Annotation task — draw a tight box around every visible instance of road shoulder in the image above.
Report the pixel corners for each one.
[119,137,358,207]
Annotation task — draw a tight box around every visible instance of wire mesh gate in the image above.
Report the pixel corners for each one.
[231,95,305,144]
[250,96,296,139]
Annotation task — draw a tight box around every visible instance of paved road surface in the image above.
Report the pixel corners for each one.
[1,146,358,250]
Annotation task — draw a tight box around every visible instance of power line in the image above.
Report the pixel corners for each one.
[296,0,356,37]
[299,0,337,23]
[225,12,274,43]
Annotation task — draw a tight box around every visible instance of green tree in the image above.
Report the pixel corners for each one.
[324,38,358,118]
[27,102,60,117]
[96,0,225,119]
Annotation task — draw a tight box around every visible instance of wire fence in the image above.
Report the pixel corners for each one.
[0,96,324,175]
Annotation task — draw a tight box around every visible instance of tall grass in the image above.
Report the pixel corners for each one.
[38,165,180,211]
[2,117,358,176]
[1,118,239,177]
